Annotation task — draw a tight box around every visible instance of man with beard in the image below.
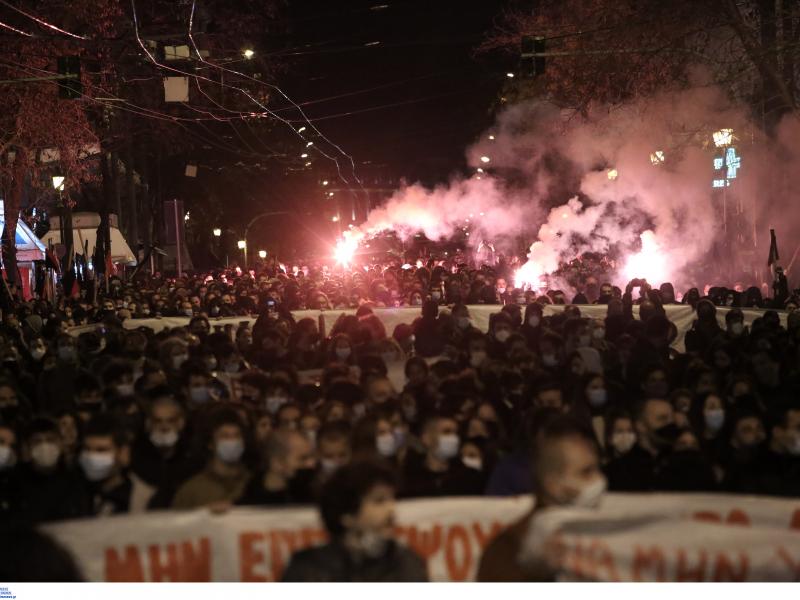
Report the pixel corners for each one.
[282,460,427,581]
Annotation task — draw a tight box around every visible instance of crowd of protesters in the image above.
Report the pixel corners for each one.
[0,254,799,552]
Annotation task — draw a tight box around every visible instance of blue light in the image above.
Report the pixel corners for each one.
[725,147,740,179]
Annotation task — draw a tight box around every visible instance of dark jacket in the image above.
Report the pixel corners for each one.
[282,540,428,582]
[130,435,201,508]
[16,463,90,524]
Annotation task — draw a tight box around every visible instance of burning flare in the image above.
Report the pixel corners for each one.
[623,230,668,284]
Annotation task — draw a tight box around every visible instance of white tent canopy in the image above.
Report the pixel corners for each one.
[42,212,136,266]
[0,201,46,262]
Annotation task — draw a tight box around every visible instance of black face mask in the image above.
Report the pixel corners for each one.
[288,467,316,502]
[652,423,681,449]
[0,405,19,422]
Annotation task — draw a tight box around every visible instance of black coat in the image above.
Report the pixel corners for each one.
[282,540,427,582]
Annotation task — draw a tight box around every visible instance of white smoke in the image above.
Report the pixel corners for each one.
[346,79,799,292]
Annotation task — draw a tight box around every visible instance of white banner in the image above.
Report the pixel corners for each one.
[43,493,800,582]
[524,493,800,582]
[43,497,532,582]
[68,304,787,353]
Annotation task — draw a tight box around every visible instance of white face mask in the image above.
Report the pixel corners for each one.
[462,455,482,471]
[593,328,605,340]
[542,354,558,367]
[115,383,134,397]
[320,458,340,476]
[495,330,511,343]
[335,347,352,360]
[79,450,116,482]
[497,287,506,295]
[730,322,744,336]
[587,388,607,407]
[528,316,540,328]
[0,445,16,469]
[376,432,398,457]
[457,317,471,329]
[31,442,61,469]
[150,429,179,448]
[351,528,389,559]
[30,347,46,361]
[566,475,607,508]
[265,395,288,415]
[704,409,725,432]
[611,432,636,454]
[172,354,189,370]
[435,433,459,461]
[216,439,244,463]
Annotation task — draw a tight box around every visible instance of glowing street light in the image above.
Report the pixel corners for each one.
[243,48,255,60]
[607,168,619,180]
[650,150,665,165]
[258,250,267,259]
[297,126,306,133]
[506,72,515,78]
[476,168,484,173]
[488,135,495,140]
[713,129,734,148]
[52,175,65,191]
[480,156,491,163]
[332,215,339,222]
[213,228,222,237]
[237,240,247,250]
[322,180,329,186]
[300,153,308,159]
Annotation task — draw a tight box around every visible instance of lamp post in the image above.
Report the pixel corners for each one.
[52,175,74,287]
[240,211,289,271]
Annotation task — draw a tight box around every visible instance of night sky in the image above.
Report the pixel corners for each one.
[274,0,507,186]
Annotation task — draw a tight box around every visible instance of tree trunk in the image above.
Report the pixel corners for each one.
[96,151,114,290]
[2,148,27,288]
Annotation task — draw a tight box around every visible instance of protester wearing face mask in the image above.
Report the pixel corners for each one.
[478,415,606,581]
[237,429,316,506]
[78,414,141,515]
[282,460,427,582]
[487,314,514,360]
[130,393,198,509]
[753,404,800,497]
[316,421,352,480]
[329,334,356,365]
[180,365,218,408]
[520,304,544,350]
[717,407,766,493]
[402,413,476,498]
[606,398,679,492]
[413,300,445,358]
[17,418,89,523]
[172,409,251,509]
[604,412,637,461]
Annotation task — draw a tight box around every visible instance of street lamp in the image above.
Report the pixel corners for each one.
[243,48,255,60]
[52,176,65,191]
[237,239,247,270]
[258,250,267,259]
[213,228,222,237]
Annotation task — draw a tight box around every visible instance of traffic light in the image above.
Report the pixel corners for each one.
[57,56,81,99]
[520,35,546,78]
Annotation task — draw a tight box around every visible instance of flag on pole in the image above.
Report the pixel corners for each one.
[768,229,780,267]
